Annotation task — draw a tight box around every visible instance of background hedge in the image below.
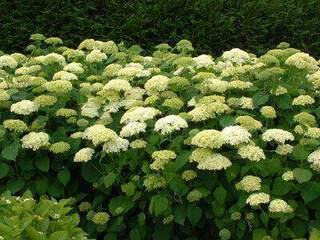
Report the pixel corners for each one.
[1,0,320,56]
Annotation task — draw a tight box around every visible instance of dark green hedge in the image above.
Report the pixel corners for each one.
[1,0,320,56]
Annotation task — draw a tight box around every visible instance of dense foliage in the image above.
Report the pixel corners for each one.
[1,35,320,239]
[1,0,320,57]
[0,191,87,239]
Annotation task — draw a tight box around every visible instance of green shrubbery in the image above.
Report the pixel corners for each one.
[1,0,320,57]
[0,191,87,239]
[1,34,320,239]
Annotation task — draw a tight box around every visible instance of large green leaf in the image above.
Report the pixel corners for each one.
[103,172,117,189]
[49,231,68,240]
[300,182,320,204]
[174,205,186,225]
[293,168,313,183]
[187,205,202,226]
[213,186,227,204]
[149,195,169,216]
[0,163,9,179]
[7,179,24,193]
[35,156,50,172]
[57,169,70,186]
[310,228,320,240]
[1,140,20,161]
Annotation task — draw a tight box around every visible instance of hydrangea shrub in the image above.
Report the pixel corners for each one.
[0,34,320,239]
[0,191,87,239]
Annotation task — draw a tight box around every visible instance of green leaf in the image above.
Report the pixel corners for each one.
[278,95,293,110]
[226,164,240,182]
[137,213,146,226]
[174,205,186,225]
[219,115,235,127]
[0,163,9,179]
[109,195,134,216]
[187,205,202,225]
[300,182,320,204]
[272,177,292,196]
[35,156,50,172]
[35,177,48,194]
[130,228,141,240]
[293,168,313,183]
[7,179,24,193]
[260,212,269,227]
[48,181,64,198]
[49,230,68,240]
[1,140,20,161]
[253,228,267,240]
[31,115,48,131]
[252,93,269,107]
[127,45,144,55]
[213,186,227,204]
[310,228,320,240]
[81,164,100,183]
[121,182,136,196]
[292,144,309,161]
[149,195,169,216]
[57,169,70,186]
[169,177,189,197]
[103,172,117,188]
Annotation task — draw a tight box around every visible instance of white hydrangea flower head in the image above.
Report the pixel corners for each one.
[74,148,95,162]
[191,130,224,149]
[306,127,320,139]
[307,71,320,90]
[81,98,101,118]
[221,126,251,146]
[201,79,229,93]
[285,52,318,71]
[144,75,169,95]
[21,132,50,151]
[228,80,253,90]
[268,199,293,213]
[275,144,293,155]
[292,95,315,106]
[246,193,270,206]
[154,115,188,135]
[86,49,107,63]
[120,107,161,124]
[63,62,84,74]
[120,121,147,138]
[282,171,294,181]
[0,89,10,101]
[0,55,18,69]
[130,139,147,149]
[193,54,214,68]
[44,80,73,94]
[260,106,277,118]
[37,53,66,66]
[262,129,294,144]
[53,71,78,81]
[307,149,320,171]
[150,150,177,170]
[103,137,129,153]
[238,145,265,161]
[85,126,118,146]
[10,100,39,115]
[222,48,250,65]
[103,79,132,92]
[196,153,232,171]
[236,175,261,192]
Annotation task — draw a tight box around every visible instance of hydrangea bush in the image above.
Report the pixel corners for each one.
[0,191,87,239]
[1,34,320,239]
